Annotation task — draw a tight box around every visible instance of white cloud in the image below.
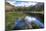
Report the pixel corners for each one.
[6,0,16,6]
[6,0,44,7]
[15,2,37,7]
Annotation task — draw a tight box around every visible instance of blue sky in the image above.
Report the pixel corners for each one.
[15,1,37,7]
[7,0,44,7]
[16,0,36,1]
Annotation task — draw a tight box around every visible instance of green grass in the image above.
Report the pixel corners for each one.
[5,12,26,31]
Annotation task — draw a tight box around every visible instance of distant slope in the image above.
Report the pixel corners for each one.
[31,2,44,11]
[5,2,15,12]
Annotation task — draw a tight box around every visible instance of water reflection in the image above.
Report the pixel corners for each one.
[13,16,44,30]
